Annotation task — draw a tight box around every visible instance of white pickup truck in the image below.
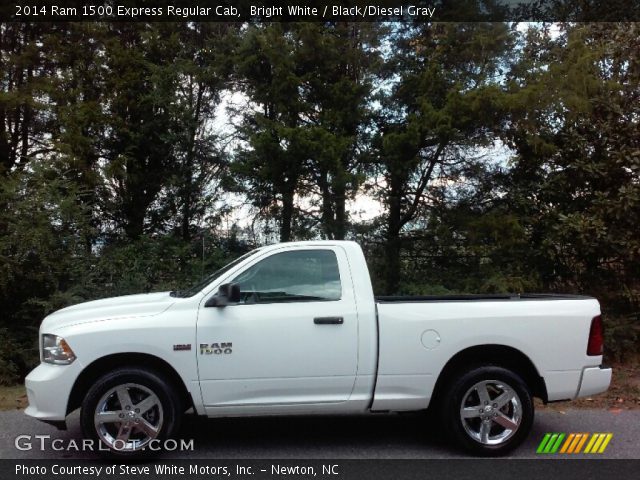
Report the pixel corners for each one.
[25,240,611,456]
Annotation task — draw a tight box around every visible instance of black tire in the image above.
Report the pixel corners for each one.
[441,365,534,456]
[80,367,182,456]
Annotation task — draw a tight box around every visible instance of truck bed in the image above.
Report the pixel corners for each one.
[372,292,602,411]
[375,293,594,302]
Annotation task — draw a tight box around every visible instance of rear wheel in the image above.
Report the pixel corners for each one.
[442,365,533,456]
[80,367,181,456]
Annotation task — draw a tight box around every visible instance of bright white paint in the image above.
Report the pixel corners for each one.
[25,240,611,426]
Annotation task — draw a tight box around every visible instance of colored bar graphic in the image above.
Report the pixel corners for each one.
[550,433,565,453]
[588,434,606,453]
[544,433,559,453]
[567,434,582,453]
[537,433,613,454]
[598,433,613,453]
[584,433,598,453]
[560,433,575,453]
[574,433,589,453]
[537,433,552,453]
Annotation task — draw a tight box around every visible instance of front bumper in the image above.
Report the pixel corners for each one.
[576,366,612,398]
[24,360,84,424]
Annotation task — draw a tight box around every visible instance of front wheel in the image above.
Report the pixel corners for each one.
[442,365,534,456]
[80,367,182,456]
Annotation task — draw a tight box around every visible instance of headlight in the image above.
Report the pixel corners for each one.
[42,334,76,365]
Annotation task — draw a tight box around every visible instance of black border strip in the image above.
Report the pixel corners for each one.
[2,1,640,22]
[5,459,640,480]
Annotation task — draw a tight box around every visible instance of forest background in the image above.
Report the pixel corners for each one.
[1,21,638,388]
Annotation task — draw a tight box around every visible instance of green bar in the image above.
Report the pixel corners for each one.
[550,433,566,453]
[537,433,552,453]
[543,434,559,453]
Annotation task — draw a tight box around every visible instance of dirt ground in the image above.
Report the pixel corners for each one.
[0,385,27,411]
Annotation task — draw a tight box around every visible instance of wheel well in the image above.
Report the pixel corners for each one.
[429,344,548,408]
[67,353,193,415]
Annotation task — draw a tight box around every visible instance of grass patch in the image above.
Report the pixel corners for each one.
[0,384,27,411]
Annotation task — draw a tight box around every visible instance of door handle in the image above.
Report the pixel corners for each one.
[314,316,344,325]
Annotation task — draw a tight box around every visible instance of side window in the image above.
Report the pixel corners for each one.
[231,250,342,304]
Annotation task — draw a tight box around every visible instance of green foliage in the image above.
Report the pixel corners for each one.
[371,23,516,293]
[500,23,640,358]
[0,163,250,380]
[232,23,380,241]
[72,235,242,301]
[0,160,88,379]
[396,282,454,296]
[1,22,639,386]
[0,328,21,386]
[0,161,91,324]
[604,313,640,363]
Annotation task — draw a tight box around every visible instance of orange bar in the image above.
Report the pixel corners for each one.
[567,434,582,453]
[560,434,575,454]
[574,433,589,453]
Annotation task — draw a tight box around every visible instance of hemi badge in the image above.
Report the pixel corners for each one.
[173,344,191,351]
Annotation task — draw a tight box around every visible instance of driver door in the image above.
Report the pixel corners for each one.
[196,246,359,415]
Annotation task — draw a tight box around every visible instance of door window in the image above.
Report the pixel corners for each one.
[231,250,342,304]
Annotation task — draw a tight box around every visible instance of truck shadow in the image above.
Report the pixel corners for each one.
[177,411,453,458]
[9,409,601,459]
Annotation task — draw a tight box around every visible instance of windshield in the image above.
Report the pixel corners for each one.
[172,248,263,298]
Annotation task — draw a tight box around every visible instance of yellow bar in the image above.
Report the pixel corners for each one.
[598,434,613,453]
[567,434,582,454]
[584,433,598,453]
[560,433,575,454]
[590,433,606,453]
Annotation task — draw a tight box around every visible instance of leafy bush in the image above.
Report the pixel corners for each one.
[0,328,21,386]
[604,313,640,363]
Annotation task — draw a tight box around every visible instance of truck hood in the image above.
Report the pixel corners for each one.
[41,292,176,331]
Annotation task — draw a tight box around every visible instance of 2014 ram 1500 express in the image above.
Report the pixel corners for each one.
[25,241,612,455]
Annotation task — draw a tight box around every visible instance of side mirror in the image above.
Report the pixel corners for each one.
[205,283,241,307]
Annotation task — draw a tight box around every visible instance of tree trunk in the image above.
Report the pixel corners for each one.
[0,106,8,172]
[318,168,334,239]
[333,180,346,240]
[123,205,145,240]
[181,81,204,242]
[122,159,148,240]
[385,176,403,294]
[319,167,347,240]
[19,68,32,166]
[280,184,295,242]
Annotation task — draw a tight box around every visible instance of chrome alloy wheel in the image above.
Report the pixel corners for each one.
[94,383,163,451]
[459,379,522,446]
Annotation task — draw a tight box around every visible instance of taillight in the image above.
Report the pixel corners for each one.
[587,315,604,356]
